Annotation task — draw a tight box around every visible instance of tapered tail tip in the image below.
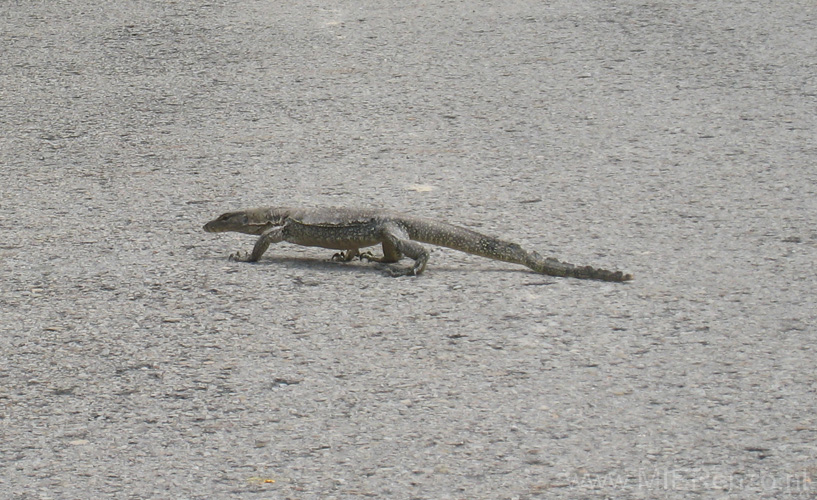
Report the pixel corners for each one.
[592,269,633,282]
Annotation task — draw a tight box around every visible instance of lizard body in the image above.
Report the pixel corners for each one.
[203,207,632,282]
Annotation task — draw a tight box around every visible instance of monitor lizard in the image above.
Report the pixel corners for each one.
[203,207,633,282]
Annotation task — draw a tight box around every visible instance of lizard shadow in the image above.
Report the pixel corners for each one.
[245,255,398,275]
[242,255,547,277]
[207,249,559,276]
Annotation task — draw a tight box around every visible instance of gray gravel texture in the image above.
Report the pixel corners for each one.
[2,0,816,498]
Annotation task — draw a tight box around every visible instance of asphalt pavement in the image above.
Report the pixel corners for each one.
[1,0,815,498]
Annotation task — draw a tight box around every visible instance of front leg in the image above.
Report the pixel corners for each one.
[230,226,285,262]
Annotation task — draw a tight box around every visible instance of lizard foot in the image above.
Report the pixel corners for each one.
[383,266,419,277]
[228,251,253,262]
[357,251,377,262]
[331,249,362,262]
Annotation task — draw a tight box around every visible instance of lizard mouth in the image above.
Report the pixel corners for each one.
[202,222,222,233]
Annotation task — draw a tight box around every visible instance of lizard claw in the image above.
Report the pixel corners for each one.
[228,251,252,262]
[384,266,418,277]
[331,249,361,262]
[358,251,376,262]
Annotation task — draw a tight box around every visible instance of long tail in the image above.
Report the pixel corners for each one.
[524,251,632,282]
[403,217,632,282]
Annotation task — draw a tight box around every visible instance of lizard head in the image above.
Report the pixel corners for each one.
[203,208,284,235]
